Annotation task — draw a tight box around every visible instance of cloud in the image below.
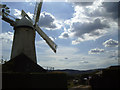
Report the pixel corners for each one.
[59,32,69,39]
[102,2,118,19]
[105,50,118,60]
[89,48,104,54]
[72,29,107,45]
[14,9,33,19]
[27,12,34,19]
[14,9,22,19]
[25,0,36,6]
[69,18,109,37]
[0,31,13,43]
[13,10,61,30]
[85,2,119,21]
[80,61,89,63]
[25,0,36,2]
[76,2,119,21]
[25,0,32,2]
[61,1,118,45]
[73,2,93,6]
[0,32,13,59]
[103,39,119,47]
[39,12,62,30]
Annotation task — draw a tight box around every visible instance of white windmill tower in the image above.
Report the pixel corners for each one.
[1,0,57,63]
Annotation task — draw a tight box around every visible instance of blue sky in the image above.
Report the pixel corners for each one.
[0,0,119,70]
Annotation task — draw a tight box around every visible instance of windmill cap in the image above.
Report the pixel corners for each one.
[14,17,34,29]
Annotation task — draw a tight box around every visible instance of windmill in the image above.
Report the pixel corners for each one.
[1,0,57,63]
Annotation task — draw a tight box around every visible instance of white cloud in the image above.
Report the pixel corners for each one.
[72,30,106,45]
[103,39,119,47]
[106,50,118,59]
[89,0,104,11]
[25,0,32,2]
[0,31,13,43]
[27,12,34,19]
[14,9,22,19]
[72,38,84,45]
[39,12,62,30]
[80,60,89,63]
[36,39,46,49]
[59,32,69,39]
[25,0,36,2]
[0,32,13,59]
[61,1,118,45]
[72,2,93,6]
[89,48,105,54]
[14,9,33,19]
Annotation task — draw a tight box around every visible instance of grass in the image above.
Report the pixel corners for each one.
[2,72,68,88]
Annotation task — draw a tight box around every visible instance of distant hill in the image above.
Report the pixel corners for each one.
[54,65,120,75]
[54,69,103,75]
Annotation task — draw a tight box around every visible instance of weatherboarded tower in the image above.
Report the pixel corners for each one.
[11,17,37,63]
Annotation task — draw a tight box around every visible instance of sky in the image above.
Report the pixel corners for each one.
[0,0,119,70]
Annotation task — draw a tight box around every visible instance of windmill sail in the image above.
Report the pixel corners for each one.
[33,0,57,53]
[34,0,43,25]
[35,24,57,53]
[21,10,33,23]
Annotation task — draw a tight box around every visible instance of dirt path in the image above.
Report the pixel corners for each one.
[68,85,92,90]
